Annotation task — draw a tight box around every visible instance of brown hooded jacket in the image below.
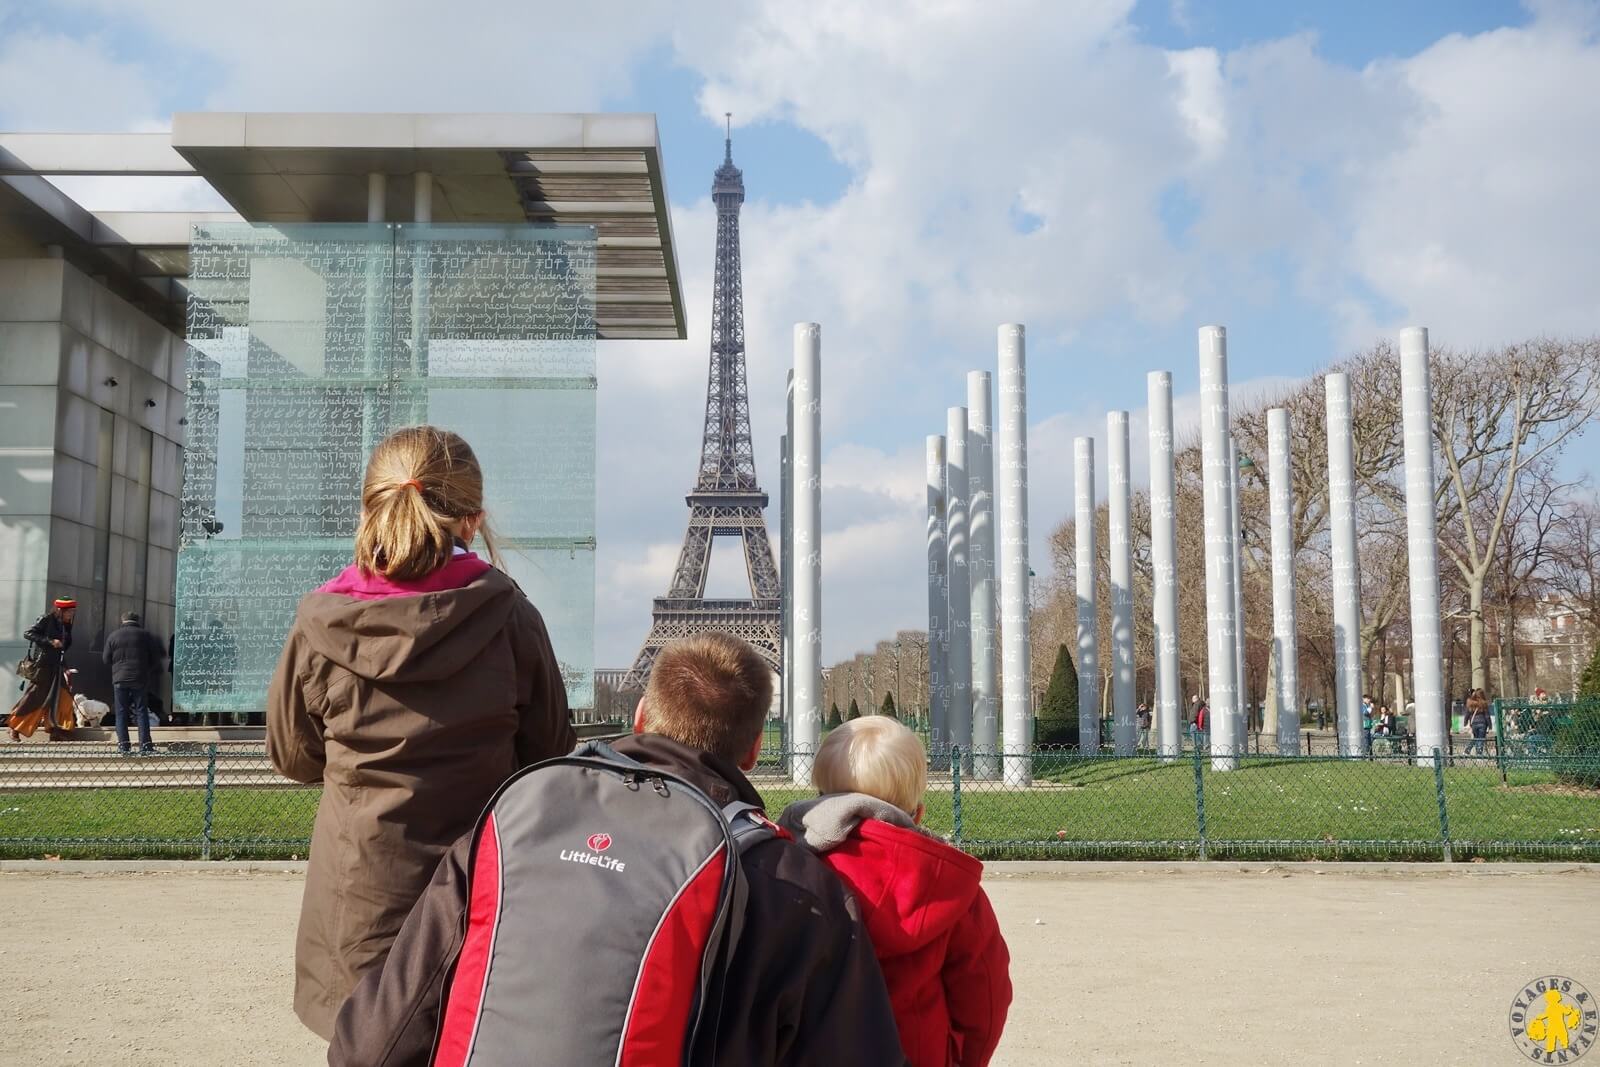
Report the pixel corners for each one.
[268,558,574,1038]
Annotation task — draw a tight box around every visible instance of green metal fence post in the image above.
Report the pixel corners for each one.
[201,743,217,862]
[950,745,963,847]
[1192,742,1208,860]
[1494,698,1507,785]
[1431,748,1453,863]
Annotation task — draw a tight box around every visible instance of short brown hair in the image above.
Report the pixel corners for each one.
[641,633,772,763]
[354,426,499,581]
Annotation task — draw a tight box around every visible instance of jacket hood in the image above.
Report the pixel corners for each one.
[293,557,514,684]
[608,733,765,810]
[779,792,984,957]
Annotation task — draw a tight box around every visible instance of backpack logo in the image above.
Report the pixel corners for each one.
[561,832,626,873]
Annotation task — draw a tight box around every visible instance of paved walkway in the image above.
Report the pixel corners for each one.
[1,862,1596,1065]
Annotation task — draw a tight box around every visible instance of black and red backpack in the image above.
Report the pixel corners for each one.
[429,741,782,1066]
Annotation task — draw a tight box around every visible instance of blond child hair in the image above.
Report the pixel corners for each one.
[813,716,928,816]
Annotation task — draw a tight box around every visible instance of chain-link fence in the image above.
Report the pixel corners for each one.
[3,732,1598,861]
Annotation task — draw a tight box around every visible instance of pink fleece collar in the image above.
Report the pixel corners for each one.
[316,553,492,600]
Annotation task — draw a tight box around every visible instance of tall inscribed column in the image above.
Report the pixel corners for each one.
[1199,326,1239,769]
[946,406,972,761]
[779,430,790,749]
[1108,411,1136,755]
[1400,327,1445,760]
[784,369,795,740]
[791,324,822,784]
[1326,372,1364,756]
[1267,408,1300,755]
[996,325,1033,785]
[1074,436,1099,755]
[1147,372,1180,760]
[1229,434,1248,743]
[926,434,949,755]
[967,372,1000,779]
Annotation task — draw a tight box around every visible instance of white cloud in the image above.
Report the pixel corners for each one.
[0,28,162,129]
[1343,10,1600,347]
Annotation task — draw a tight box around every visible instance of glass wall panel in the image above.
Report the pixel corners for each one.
[177,223,596,714]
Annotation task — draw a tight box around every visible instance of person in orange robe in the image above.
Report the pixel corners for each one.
[9,596,78,739]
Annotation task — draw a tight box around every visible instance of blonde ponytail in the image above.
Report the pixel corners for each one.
[354,426,496,580]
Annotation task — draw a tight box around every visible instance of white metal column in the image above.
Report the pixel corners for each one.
[996,325,1033,785]
[926,434,948,755]
[1074,436,1099,755]
[1108,411,1136,755]
[1267,408,1300,755]
[1199,326,1239,769]
[1148,372,1180,760]
[946,406,972,760]
[968,372,1000,779]
[1326,372,1365,756]
[1229,434,1248,745]
[792,324,823,783]
[1401,327,1446,760]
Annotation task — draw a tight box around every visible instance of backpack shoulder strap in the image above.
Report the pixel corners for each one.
[721,801,787,854]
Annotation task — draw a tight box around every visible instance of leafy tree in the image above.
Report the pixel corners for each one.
[847,697,861,721]
[826,702,843,729]
[1036,644,1080,746]
[880,692,898,719]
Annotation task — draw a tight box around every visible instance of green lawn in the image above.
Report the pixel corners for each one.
[3,756,1597,861]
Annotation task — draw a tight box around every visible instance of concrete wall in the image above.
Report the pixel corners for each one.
[0,258,185,704]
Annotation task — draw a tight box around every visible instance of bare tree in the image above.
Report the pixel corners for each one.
[1432,340,1599,690]
[1549,489,1600,634]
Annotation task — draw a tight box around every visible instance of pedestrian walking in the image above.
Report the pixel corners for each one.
[268,426,576,1040]
[102,611,166,755]
[1136,701,1152,750]
[8,596,78,740]
[1464,688,1491,757]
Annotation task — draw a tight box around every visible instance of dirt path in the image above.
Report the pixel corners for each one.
[1,863,1595,1066]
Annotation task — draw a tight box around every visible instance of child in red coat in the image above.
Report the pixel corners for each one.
[779,717,1012,1067]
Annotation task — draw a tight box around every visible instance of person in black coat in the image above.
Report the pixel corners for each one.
[102,611,166,755]
[9,596,77,740]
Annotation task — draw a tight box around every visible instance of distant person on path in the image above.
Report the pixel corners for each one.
[102,611,166,755]
[1361,694,1375,751]
[1137,701,1152,750]
[268,426,575,1040]
[8,596,78,741]
[330,632,905,1066]
[1464,688,1491,757]
[1190,696,1210,751]
[780,716,1012,1067]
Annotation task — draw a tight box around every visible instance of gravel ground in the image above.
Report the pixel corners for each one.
[1,862,1596,1066]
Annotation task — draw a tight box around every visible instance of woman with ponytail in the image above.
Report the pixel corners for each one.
[268,426,574,1039]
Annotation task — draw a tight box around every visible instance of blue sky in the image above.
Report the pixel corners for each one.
[2,0,1596,667]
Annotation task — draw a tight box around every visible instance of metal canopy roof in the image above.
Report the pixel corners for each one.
[0,113,686,340]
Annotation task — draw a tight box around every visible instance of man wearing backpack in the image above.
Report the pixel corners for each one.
[329,632,907,1066]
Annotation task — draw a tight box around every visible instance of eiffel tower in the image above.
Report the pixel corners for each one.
[623,118,781,689]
